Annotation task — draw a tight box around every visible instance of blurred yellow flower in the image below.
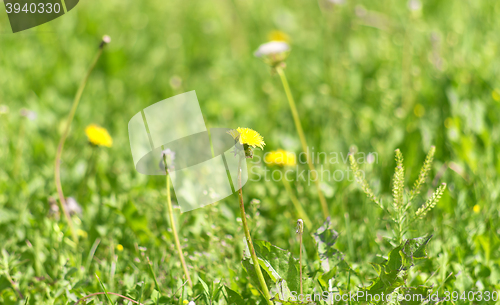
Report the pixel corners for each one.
[268,30,290,42]
[265,149,296,166]
[85,124,113,147]
[492,89,500,102]
[414,104,425,117]
[76,229,88,238]
[183,301,189,305]
[473,204,480,213]
[228,127,265,149]
[116,244,124,251]
[444,117,453,128]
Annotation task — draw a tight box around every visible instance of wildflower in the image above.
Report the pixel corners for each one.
[77,229,88,238]
[296,219,304,235]
[408,0,422,11]
[19,108,37,120]
[254,41,290,67]
[183,301,189,305]
[100,35,111,48]
[228,127,265,158]
[265,149,296,166]
[414,104,425,117]
[0,105,9,114]
[229,127,265,149]
[267,30,289,42]
[116,244,124,251]
[85,124,113,147]
[102,35,111,44]
[473,205,480,214]
[65,197,82,216]
[159,148,176,172]
[492,89,500,102]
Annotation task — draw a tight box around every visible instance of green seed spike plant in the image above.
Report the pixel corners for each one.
[349,146,447,244]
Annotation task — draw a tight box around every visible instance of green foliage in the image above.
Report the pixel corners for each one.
[350,147,447,244]
[1,0,500,303]
[363,235,432,303]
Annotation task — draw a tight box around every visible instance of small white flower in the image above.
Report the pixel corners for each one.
[159,148,176,172]
[102,35,111,44]
[254,41,290,58]
[20,108,37,120]
[65,197,82,216]
[188,302,196,305]
[0,105,9,114]
[408,0,422,11]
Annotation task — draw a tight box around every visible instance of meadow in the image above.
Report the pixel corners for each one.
[0,0,499,304]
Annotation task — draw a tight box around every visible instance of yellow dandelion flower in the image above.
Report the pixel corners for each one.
[414,104,425,117]
[492,89,500,102]
[183,301,189,305]
[76,229,88,238]
[116,244,124,251]
[265,149,296,166]
[473,204,480,213]
[268,30,290,43]
[228,127,265,150]
[85,124,113,147]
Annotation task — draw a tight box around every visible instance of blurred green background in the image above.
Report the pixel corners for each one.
[0,0,499,303]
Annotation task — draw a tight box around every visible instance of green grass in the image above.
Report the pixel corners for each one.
[1,0,500,303]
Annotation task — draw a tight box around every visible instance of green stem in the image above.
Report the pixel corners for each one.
[13,117,26,179]
[298,232,303,295]
[164,169,193,288]
[281,175,312,230]
[276,67,329,218]
[238,157,273,305]
[54,38,108,243]
[77,146,97,202]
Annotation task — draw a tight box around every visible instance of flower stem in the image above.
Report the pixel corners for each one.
[297,219,304,294]
[238,157,273,305]
[276,67,329,218]
[281,175,312,230]
[165,170,193,288]
[54,38,108,243]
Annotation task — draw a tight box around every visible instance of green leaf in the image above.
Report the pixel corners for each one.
[386,245,403,272]
[224,286,244,304]
[96,274,114,305]
[362,236,433,300]
[400,286,432,305]
[401,235,433,268]
[313,217,350,273]
[270,293,316,304]
[252,240,311,293]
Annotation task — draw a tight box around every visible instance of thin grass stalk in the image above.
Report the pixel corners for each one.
[296,219,304,295]
[275,67,329,218]
[238,157,273,305]
[54,38,109,242]
[163,162,193,288]
[12,116,25,179]
[74,292,144,305]
[281,175,312,230]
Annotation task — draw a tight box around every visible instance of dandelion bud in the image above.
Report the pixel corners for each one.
[296,219,304,235]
